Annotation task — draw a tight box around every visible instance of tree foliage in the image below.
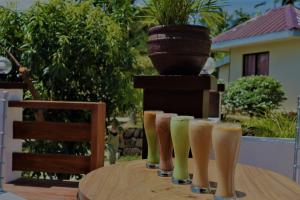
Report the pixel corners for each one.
[0,6,24,81]
[0,0,139,120]
[0,0,143,179]
[78,0,154,70]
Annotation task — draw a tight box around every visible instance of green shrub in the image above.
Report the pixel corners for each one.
[241,111,296,138]
[223,76,286,116]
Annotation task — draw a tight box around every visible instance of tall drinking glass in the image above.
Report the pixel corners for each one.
[156,113,178,177]
[189,120,213,193]
[212,123,242,200]
[170,116,194,184]
[143,111,163,169]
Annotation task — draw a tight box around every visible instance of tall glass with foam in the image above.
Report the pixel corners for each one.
[212,123,242,200]
[170,116,194,184]
[189,119,213,193]
[143,111,163,168]
[156,113,178,176]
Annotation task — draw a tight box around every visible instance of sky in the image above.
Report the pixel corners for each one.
[0,0,299,14]
[222,0,300,14]
[137,0,300,15]
[0,0,47,10]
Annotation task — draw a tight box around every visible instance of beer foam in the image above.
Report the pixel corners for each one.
[156,113,178,119]
[171,116,194,121]
[189,119,214,127]
[214,123,242,132]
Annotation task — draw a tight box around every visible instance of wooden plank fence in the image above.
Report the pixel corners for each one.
[8,100,106,174]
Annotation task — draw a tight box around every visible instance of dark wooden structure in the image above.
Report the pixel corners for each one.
[0,82,27,89]
[9,100,106,174]
[134,75,224,159]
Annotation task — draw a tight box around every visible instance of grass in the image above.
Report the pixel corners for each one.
[226,111,296,138]
[118,155,142,162]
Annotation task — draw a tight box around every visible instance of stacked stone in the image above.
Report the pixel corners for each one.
[119,128,143,156]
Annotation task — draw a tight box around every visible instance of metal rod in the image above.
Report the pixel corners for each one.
[0,91,8,193]
[219,92,223,121]
[293,96,300,182]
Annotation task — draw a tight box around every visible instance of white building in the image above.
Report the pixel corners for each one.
[212,5,300,110]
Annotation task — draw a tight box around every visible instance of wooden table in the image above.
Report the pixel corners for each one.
[78,160,300,200]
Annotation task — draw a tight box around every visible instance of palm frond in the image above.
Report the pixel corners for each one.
[144,0,227,26]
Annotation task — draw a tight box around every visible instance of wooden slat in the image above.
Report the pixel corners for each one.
[0,82,27,89]
[8,100,104,110]
[13,121,91,141]
[8,178,79,188]
[209,91,220,118]
[134,75,218,91]
[90,103,106,170]
[13,153,90,174]
[4,178,78,200]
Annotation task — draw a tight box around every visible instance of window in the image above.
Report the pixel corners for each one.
[243,52,269,76]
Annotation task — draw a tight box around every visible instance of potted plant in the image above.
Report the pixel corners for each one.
[145,0,225,75]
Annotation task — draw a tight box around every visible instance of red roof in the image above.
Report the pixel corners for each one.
[213,5,300,44]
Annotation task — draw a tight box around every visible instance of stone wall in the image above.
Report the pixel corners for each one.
[119,128,143,156]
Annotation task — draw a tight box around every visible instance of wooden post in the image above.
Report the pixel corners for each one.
[90,103,106,170]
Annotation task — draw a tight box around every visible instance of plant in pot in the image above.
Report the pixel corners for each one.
[145,0,225,75]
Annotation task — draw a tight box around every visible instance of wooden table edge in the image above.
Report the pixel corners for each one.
[78,159,300,200]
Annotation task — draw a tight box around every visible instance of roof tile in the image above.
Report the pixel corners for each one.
[213,5,300,44]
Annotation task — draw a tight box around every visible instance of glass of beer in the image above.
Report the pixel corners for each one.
[143,111,163,169]
[189,119,213,193]
[170,116,194,184]
[156,113,178,177]
[212,123,242,200]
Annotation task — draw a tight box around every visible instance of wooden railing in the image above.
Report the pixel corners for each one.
[8,100,106,174]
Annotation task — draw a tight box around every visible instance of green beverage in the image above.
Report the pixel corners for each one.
[144,111,163,168]
[170,116,194,184]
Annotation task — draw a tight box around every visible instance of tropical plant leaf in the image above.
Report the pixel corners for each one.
[143,0,227,26]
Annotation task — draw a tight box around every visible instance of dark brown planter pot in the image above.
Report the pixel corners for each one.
[147,25,211,75]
